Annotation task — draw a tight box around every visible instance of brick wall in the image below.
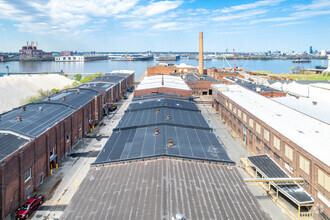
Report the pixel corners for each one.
[187,81,220,96]
[135,87,192,98]
[147,67,197,76]
[213,89,330,218]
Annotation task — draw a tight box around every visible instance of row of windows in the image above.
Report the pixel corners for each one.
[221,95,330,193]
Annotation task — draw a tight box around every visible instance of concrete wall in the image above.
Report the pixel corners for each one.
[213,89,330,218]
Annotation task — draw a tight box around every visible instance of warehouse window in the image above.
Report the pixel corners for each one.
[229,102,232,110]
[285,144,293,161]
[273,135,281,150]
[243,113,247,122]
[225,100,228,107]
[238,109,242,118]
[249,118,254,128]
[66,134,70,143]
[264,129,270,142]
[233,106,237,114]
[25,168,31,182]
[256,123,261,134]
[299,156,310,175]
[318,169,330,192]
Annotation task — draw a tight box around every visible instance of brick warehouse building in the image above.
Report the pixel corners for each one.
[0,72,134,219]
[147,65,197,76]
[184,72,221,96]
[212,84,329,219]
[135,75,192,99]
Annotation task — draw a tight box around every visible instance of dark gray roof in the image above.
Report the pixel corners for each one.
[94,125,233,164]
[185,73,220,83]
[0,103,74,138]
[227,77,283,93]
[127,97,199,112]
[0,132,30,161]
[36,88,100,109]
[91,74,128,83]
[247,154,314,205]
[76,82,115,91]
[62,160,269,220]
[118,107,209,130]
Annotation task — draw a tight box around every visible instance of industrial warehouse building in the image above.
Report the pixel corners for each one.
[0,71,134,219]
[184,72,221,96]
[134,75,192,99]
[212,84,330,218]
[62,97,269,219]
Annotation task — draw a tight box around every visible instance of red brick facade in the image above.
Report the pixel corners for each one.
[213,89,330,218]
[147,66,197,76]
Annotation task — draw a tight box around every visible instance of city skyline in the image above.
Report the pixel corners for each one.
[0,0,329,52]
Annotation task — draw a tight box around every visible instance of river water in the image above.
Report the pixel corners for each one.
[0,59,327,80]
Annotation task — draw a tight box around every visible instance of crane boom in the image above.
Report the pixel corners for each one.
[233,49,236,71]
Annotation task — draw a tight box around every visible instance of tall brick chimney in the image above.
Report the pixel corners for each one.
[199,32,203,74]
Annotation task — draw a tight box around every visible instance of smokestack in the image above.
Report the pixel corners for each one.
[36,41,38,49]
[31,41,34,49]
[199,32,203,74]
[27,41,29,47]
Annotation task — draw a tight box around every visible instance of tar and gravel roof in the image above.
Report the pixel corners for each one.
[136,75,191,91]
[226,77,283,94]
[94,97,233,164]
[213,84,330,166]
[62,159,269,220]
[0,132,31,161]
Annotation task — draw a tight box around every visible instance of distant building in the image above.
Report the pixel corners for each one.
[310,46,313,54]
[19,41,52,60]
[60,51,73,56]
[55,55,108,62]
[0,54,8,62]
[321,49,326,56]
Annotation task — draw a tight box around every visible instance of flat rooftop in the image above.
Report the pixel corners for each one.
[226,77,283,94]
[214,84,330,166]
[76,82,115,91]
[0,103,74,138]
[0,132,31,161]
[248,154,314,205]
[91,71,133,83]
[184,73,220,83]
[272,96,330,124]
[62,159,268,220]
[36,88,100,109]
[136,75,191,91]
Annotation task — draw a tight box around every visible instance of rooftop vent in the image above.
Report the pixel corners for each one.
[77,90,80,94]
[165,101,169,105]
[62,96,66,101]
[0,115,1,121]
[17,115,22,122]
[168,139,174,147]
[154,128,159,135]
[256,87,261,92]
[166,114,171,120]
[156,109,160,114]
[39,107,43,112]
[175,213,184,220]
[47,96,50,101]
[296,96,299,99]
[21,106,26,111]
[312,101,317,105]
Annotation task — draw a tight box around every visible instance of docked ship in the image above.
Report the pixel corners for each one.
[110,53,153,61]
[292,59,311,63]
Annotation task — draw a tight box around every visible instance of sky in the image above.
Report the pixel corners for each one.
[0,0,329,52]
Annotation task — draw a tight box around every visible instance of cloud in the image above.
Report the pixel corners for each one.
[221,0,285,13]
[213,9,268,22]
[295,0,330,10]
[270,21,304,27]
[132,1,183,17]
[0,0,139,36]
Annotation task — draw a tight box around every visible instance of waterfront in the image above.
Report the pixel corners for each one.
[0,58,327,80]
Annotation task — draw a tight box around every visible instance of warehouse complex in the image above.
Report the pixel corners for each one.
[212,84,329,218]
[62,94,269,219]
[0,71,134,219]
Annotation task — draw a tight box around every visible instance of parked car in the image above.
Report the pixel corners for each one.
[16,195,44,219]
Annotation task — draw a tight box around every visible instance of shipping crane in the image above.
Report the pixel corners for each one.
[233,49,236,71]
[242,53,252,71]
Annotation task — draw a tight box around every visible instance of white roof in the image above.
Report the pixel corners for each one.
[136,75,191,91]
[213,84,330,166]
[272,96,330,125]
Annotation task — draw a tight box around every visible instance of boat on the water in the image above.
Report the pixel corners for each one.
[292,59,311,63]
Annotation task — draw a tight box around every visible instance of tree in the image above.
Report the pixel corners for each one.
[74,74,82,81]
